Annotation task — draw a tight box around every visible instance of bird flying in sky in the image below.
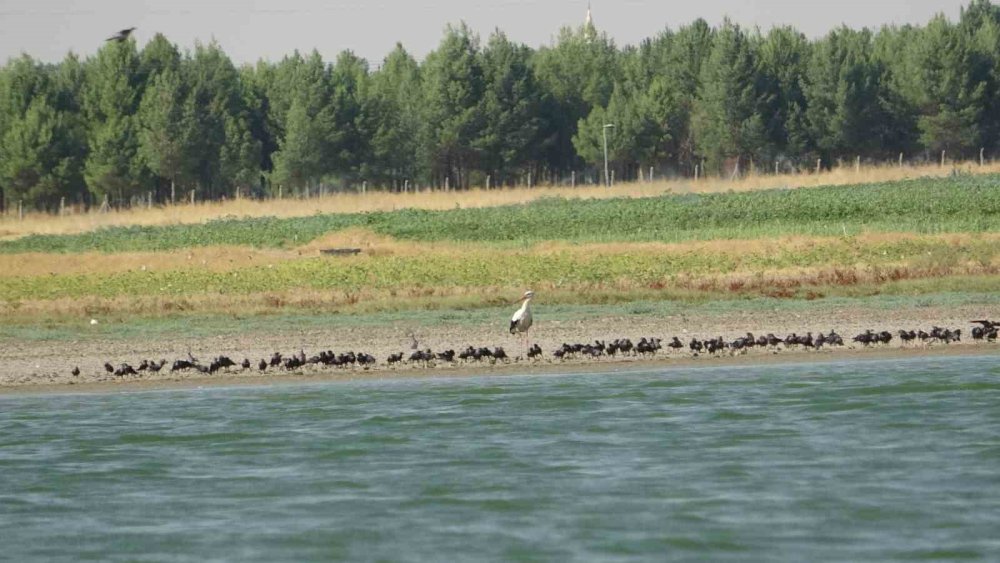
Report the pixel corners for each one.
[106,27,136,42]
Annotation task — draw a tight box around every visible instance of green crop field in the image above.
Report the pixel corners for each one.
[2,174,999,254]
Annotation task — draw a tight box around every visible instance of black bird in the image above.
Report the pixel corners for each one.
[241,358,251,370]
[104,362,114,373]
[852,330,875,346]
[258,359,268,371]
[106,27,136,42]
[526,343,543,359]
[493,347,509,362]
[825,331,844,346]
[71,366,80,376]
[114,363,137,377]
[212,356,236,370]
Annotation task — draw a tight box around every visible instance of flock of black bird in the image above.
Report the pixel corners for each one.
[72,320,999,379]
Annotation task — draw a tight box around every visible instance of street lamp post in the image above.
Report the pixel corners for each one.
[603,123,615,187]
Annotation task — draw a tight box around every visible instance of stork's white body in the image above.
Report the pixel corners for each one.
[509,290,535,359]
[510,297,533,335]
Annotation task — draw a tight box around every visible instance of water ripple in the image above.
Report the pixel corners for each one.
[1,354,999,561]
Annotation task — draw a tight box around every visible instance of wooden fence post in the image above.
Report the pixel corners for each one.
[610,170,614,187]
[571,171,575,187]
[278,186,282,199]
[18,200,23,221]
[148,191,152,209]
[980,147,985,166]
[60,196,65,216]
[815,158,822,174]
[941,150,946,167]
[649,166,654,182]
[486,175,491,190]
[362,181,367,195]
[694,164,699,181]
[899,153,903,168]
[190,189,195,205]
[855,155,860,173]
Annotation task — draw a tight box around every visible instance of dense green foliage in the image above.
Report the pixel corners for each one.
[3,1,1000,210]
[2,174,998,254]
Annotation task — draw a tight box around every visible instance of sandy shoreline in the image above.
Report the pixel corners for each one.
[1,302,997,394]
[1,345,997,396]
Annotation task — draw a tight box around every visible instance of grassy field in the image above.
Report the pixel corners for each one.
[1,160,998,242]
[2,173,999,253]
[1,172,998,325]
[2,232,998,321]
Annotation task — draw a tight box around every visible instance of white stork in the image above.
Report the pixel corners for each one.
[509,290,535,357]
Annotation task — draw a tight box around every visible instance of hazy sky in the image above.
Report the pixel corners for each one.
[0,0,974,66]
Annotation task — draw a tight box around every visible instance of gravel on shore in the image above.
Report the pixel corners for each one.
[2,302,997,392]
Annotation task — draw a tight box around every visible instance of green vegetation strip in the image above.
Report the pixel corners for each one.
[2,236,996,301]
[4,292,1000,342]
[3,174,1000,254]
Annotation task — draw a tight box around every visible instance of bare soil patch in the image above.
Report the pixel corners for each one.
[1,302,996,392]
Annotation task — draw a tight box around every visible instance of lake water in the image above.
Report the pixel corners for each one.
[2,355,1000,561]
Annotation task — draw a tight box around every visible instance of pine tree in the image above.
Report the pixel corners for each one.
[692,20,766,172]
[476,30,545,186]
[364,43,421,187]
[420,23,485,188]
[532,21,619,173]
[756,26,811,161]
[82,38,148,204]
[138,70,196,203]
[328,50,369,182]
[271,96,325,190]
[804,27,896,162]
[904,15,989,155]
[219,114,261,196]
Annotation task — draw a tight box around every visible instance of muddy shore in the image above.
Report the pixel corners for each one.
[1,302,996,393]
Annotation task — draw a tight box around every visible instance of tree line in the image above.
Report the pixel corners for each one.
[2,0,1000,211]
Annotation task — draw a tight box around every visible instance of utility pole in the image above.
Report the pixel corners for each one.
[603,123,615,187]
